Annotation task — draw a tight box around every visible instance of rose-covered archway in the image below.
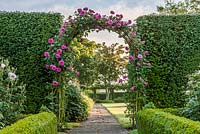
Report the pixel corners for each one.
[44,7,150,128]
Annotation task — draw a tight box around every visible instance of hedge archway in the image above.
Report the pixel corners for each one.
[44,7,151,127]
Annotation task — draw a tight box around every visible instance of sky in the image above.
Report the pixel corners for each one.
[0,0,180,45]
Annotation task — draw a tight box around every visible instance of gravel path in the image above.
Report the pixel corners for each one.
[66,104,128,134]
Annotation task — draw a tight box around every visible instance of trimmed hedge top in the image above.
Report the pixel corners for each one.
[0,112,57,134]
[137,14,200,108]
[137,109,200,134]
[0,11,63,113]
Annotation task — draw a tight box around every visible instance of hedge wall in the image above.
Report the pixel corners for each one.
[137,109,200,134]
[0,112,57,134]
[137,15,200,108]
[0,12,63,113]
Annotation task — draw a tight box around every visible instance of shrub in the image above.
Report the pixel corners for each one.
[113,97,125,103]
[0,57,26,129]
[137,15,200,108]
[65,85,89,122]
[179,68,200,121]
[82,94,94,111]
[95,99,114,103]
[0,112,57,134]
[137,109,200,134]
[0,11,63,113]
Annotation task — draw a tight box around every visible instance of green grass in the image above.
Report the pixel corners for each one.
[102,103,131,129]
[66,122,81,129]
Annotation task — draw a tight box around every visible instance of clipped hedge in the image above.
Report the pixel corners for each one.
[137,15,200,108]
[137,109,200,134]
[0,112,57,134]
[0,11,63,113]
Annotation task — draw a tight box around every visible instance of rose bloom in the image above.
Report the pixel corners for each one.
[59,60,65,66]
[130,86,135,91]
[52,81,59,87]
[48,38,54,44]
[137,54,143,59]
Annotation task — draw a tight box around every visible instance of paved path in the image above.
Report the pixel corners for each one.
[66,104,128,134]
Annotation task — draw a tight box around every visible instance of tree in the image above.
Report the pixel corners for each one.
[157,0,200,14]
[94,43,128,100]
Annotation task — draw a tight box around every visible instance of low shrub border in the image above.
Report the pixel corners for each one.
[137,109,200,134]
[0,112,57,134]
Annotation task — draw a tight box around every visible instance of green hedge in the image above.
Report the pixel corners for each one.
[0,11,63,113]
[137,15,200,108]
[0,112,57,134]
[137,109,200,134]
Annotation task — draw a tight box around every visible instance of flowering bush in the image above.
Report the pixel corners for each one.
[0,57,26,129]
[179,68,200,121]
[44,7,150,127]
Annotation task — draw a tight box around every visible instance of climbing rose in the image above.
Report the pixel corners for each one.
[125,46,129,51]
[75,71,80,76]
[106,20,113,25]
[147,62,151,67]
[44,52,49,57]
[128,20,132,25]
[50,65,57,71]
[137,54,143,59]
[132,31,136,37]
[144,51,149,56]
[89,9,95,14]
[110,10,115,14]
[55,54,61,59]
[52,81,59,87]
[116,23,121,28]
[129,55,135,61]
[118,79,123,83]
[61,44,68,50]
[123,75,128,79]
[56,67,62,73]
[144,82,148,86]
[45,64,49,69]
[130,86,135,91]
[94,13,101,19]
[66,66,71,71]
[59,60,65,66]
[136,62,141,67]
[57,49,62,54]
[48,38,54,44]
[83,7,88,11]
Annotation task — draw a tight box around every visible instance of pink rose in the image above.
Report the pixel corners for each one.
[44,52,49,57]
[137,54,143,59]
[110,10,115,14]
[61,44,68,50]
[48,38,54,44]
[130,86,135,91]
[55,54,61,59]
[57,49,62,55]
[50,65,57,71]
[144,82,148,86]
[129,55,135,61]
[56,67,62,73]
[45,64,49,69]
[52,81,59,87]
[75,71,80,76]
[118,79,123,83]
[59,60,65,66]
[66,66,71,71]
[144,51,149,56]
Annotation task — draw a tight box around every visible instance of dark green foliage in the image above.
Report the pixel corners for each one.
[0,11,63,113]
[0,112,57,134]
[137,109,200,134]
[137,15,200,108]
[65,85,89,122]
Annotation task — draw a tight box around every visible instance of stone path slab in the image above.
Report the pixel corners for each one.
[65,104,128,134]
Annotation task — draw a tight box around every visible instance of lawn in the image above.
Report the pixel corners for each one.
[102,103,131,129]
